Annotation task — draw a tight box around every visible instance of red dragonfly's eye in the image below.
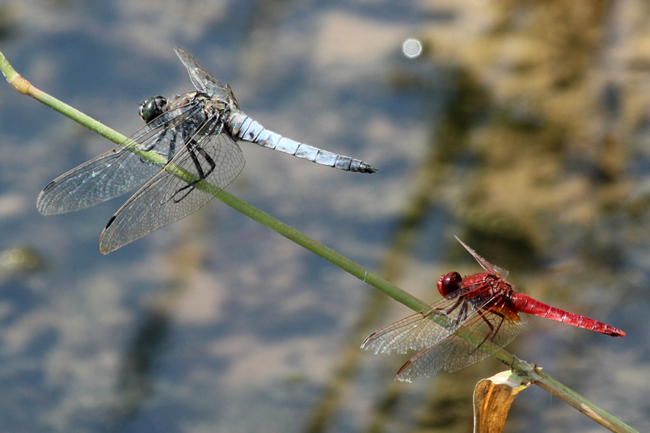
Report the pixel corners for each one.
[437,271,462,296]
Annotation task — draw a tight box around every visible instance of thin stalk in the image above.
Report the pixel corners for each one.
[0,49,424,311]
[0,49,636,433]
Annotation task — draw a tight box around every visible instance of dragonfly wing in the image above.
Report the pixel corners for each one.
[394,299,527,382]
[98,116,245,254]
[174,47,224,97]
[36,101,202,215]
[362,312,454,356]
[454,236,509,278]
[361,294,490,356]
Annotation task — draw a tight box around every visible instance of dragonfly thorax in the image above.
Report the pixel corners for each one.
[437,271,463,297]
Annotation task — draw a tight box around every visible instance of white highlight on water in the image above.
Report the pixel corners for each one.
[402,38,422,58]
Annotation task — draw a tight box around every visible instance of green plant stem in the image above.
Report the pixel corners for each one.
[0,49,425,311]
[0,49,636,433]
[533,369,637,433]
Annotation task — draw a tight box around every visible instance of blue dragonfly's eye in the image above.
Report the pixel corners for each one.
[139,96,168,123]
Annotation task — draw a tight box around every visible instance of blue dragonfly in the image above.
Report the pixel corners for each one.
[37,48,377,253]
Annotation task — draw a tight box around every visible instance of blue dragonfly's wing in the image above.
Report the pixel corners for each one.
[174,47,226,97]
[36,100,202,215]
[98,114,245,254]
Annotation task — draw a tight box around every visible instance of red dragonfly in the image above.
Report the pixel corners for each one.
[361,236,626,382]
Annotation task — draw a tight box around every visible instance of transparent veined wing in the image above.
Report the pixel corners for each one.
[362,290,528,382]
[174,47,225,97]
[98,114,245,254]
[393,297,527,382]
[36,100,203,215]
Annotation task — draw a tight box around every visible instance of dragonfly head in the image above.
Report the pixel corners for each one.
[139,96,168,124]
[437,271,462,297]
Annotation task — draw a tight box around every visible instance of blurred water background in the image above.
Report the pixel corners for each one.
[0,1,646,432]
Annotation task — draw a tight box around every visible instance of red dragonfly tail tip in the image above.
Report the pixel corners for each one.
[611,329,626,337]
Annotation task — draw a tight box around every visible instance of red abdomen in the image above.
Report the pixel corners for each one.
[510,293,625,337]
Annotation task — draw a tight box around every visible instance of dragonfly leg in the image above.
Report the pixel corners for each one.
[164,117,222,204]
[168,138,217,203]
[487,310,506,342]
[431,297,465,330]
[145,129,167,152]
[442,297,465,316]
[467,302,506,356]
[455,301,469,327]
[138,125,177,168]
[168,144,203,203]
[196,147,216,178]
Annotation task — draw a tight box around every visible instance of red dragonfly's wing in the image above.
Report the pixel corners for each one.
[455,236,509,278]
[394,297,528,382]
[362,279,499,356]
[362,297,467,357]
[362,292,528,382]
